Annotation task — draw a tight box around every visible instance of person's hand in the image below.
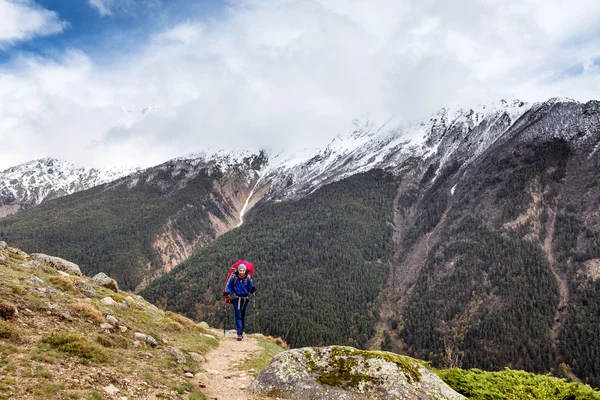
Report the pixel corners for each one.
[250,286,257,293]
[225,295,231,304]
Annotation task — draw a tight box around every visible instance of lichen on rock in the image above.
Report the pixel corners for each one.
[30,253,82,276]
[249,346,466,400]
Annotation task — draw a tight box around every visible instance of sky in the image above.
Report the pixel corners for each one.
[1,0,600,169]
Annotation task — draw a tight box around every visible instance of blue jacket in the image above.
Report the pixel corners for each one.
[225,273,253,297]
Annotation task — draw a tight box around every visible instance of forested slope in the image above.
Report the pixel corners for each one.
[0,159,260,290]
[141,170,397,348]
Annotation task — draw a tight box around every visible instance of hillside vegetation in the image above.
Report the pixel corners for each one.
[0,242,219,399]
[0,162,249,291]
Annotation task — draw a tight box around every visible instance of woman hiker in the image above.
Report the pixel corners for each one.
[224,264,255,340]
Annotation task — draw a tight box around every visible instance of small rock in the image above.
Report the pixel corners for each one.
[184,372,194,378]
[119,325,128,333]
[134,332,158,347]
[137,302,145,308]
[26,276,42,286]
[162,338,168,344]
[100,323,114,330]
[106,315,119,325]
[73,280,96,298]
[92,272,119,292]
[248,369,255,373]
[103,384,120,395]
[188,352,206,364]
[0,241,7,250]
[200,333,218,341]
[101,297,119,306]
[221,353,231,358]
[136,295,144,301]
[133,340,141,348]
[167,348,187,364]
[198,321,210,329]
[30,253,82,276]
[45,302,73,321]
[126,295,134,301]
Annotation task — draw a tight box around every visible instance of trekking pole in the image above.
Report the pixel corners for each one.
[223,303,227,337]
[253,293,257,333]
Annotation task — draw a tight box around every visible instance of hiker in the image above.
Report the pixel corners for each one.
[224,264,256,340]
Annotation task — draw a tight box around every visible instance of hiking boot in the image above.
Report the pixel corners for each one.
[237,334,242,341]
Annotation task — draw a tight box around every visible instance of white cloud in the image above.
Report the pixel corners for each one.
[88,0,160,16]
[88,0,113,16]
[1,0,600,169]
[0,0,65,45]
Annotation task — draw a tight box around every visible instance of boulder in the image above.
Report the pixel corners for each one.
[100,323,114,331]
[249,346,466,400]
[74,280,96,298]
[106,315,119,325]
[92,273,119,292]
[188,352,206,364]
[134,332,158,348]
[198,321,210,329]
[101,297,119,306]
[0,241,7,250]
[30,253,82,276]
[167,348,187,364]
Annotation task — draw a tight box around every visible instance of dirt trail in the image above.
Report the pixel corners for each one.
[544,197,569,343]
[195,332,262,400]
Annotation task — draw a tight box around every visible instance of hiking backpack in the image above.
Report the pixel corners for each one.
[222,260,255,293]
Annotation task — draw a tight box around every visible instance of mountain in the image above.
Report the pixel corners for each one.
[2,97,600,387]
[0,157,139,217]
[142,97,600,387]
[0,151,267,290]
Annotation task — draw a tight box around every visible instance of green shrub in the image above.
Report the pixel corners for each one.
[0,320,18,341]
[437,368,600,400]
[41,332,108,362]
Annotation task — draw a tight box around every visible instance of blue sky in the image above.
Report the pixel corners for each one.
[0,0,226,64]
[0,0,599,169]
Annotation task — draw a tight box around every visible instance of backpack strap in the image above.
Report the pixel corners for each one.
[232,274,250,292]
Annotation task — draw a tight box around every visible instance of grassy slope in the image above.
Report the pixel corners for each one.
[0,244,218,400]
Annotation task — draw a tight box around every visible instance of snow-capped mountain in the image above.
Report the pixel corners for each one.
[4,97,598,218]
[259,99,534,200]
[0,158,139,215]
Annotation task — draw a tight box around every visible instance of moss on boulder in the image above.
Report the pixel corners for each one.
[250,346,466,399]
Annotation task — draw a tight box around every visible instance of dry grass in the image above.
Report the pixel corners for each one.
[0,298,17,320]
[261,335,290,350]
[166,311,195,327]
[70,302,104,323]
[0,320,20,341]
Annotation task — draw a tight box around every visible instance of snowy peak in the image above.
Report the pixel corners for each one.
[0,158,139,209]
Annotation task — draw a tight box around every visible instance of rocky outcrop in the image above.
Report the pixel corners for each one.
[73,280,96,298]
[30,253,82,276]
[250,346,466,400]
[92,273,119,292]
